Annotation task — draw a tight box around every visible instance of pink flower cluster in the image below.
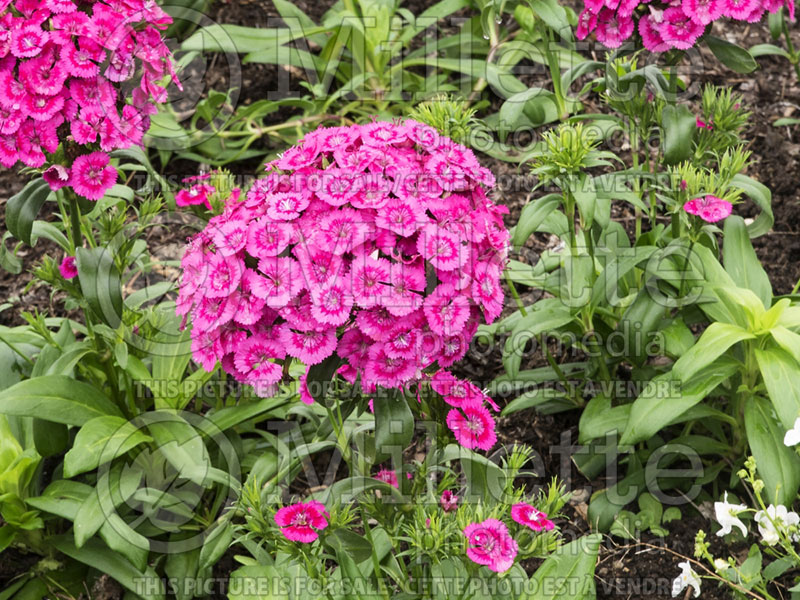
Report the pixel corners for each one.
[431,370,499,452]
[176,121,508,398]
[0,0,179,200]
[274,500,329,543]
[463,504,555,573]
[683,194,733,222]
[576,0,794,51]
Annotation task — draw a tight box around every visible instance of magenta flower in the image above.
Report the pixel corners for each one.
[511,503,556,532]
[70,151,117,201]
[683,195,733,223]
[299,369,315,405]
[59,255,78,279]
[696,117,713,130]
[176,183,215,209]
[446,405,497,451]
[463,519,518,573]
[374,469,399,489]
[659,7,705,49]
[440,490,458,512]
[43,164,70,191]
[274,500,329,543]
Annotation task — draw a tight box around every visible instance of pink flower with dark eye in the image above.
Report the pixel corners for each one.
[511,502,556,532]
[722,0,761,19]
[683,0,724,24]
[446,405,497,451]
[233,335,283,388]
[659,7,705,48]
[423,284,471,336]
[311,280,354,326]
[11,25,47,59]
[43,164,70,191]
[418,224,464,272]
[281,326,337,365]
[463,519,518,573]
[441,490,458,512]
[267,191,310,221]
[274,500,329,543]
[374,468,399,489]
[176,184,215,209]
[594,8,635,48]
[683,195,733,223]
[59,255,78,279]
[364,345,417,388]
[70,151,117,201]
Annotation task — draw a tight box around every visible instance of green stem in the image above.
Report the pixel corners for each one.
[361,506,392,600]
[631,123,642,239]
[0,333,36,366]
[66,190,82,251]
[782,18,800,80]
[504,270,527,317]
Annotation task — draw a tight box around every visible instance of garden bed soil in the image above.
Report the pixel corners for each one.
[2,1,800,598]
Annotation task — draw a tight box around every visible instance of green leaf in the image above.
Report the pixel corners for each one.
[64,416,152,478]
[503,301,574,378]
[706,35,758,73]
[6,178,51,246]
[661,105,696,165]
[756,347,800,429]
[529,0,573,40]
[0,376,121,426]
[305,353,341,404]
[723,216,771,306]
[524,534,601,600]
[746,396,800,505]
[512,194,562,248]
[53,537,165,600]
[620,357,739,445]
[199,521,233,571]
[32,419,69,457]
[76,247,123,328]
[374,390,414,463]
[578,394,630,443]
[730,174,773,238]
[672,322,754,382]
[638,493,663,527]
[74,464,142,548]
[227,565,290,600]
[151,327,192,410]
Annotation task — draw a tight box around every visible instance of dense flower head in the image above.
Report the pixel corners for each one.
[176,121,508,402]
[463,519,518,573]
[274,500,329,543]
[577,0,794,51]
[0,0,179,200]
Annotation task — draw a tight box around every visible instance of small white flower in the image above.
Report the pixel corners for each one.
[672,561,701,598]
[714,492,748,537]
[713,558,729,573]
[784,417,800,447]
[754,504,800,546]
